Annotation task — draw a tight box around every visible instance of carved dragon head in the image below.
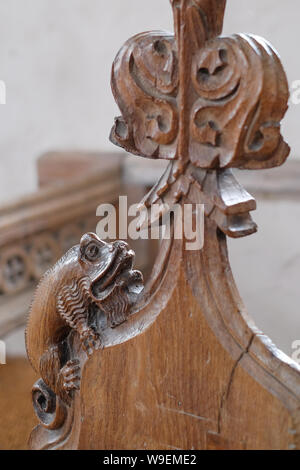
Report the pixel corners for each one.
[55,233,144,331]
[77,233,144,327]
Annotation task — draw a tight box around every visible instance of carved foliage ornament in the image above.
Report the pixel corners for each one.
[111,0,289,169]
[111,0,290,237]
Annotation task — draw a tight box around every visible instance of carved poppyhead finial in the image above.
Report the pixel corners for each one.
[110,0,290,238]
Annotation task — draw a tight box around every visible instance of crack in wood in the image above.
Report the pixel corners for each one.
[158,404,215,424]
[217,333,255,434]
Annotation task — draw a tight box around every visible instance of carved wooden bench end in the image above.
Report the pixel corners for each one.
[26,0,300,450]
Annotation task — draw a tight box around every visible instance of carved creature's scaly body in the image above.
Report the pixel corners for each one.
[26,247,87,373]
[26,234,143,406]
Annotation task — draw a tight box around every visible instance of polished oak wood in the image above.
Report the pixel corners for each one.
[26,0,300,450]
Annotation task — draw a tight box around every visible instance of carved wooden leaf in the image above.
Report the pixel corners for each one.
[111,32,179,160]
[190,34,290,169]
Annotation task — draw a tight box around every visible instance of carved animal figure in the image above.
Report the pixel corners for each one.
[26,233,144,405]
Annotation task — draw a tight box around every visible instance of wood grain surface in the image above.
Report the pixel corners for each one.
[0,358,38,450]
[26,0,300,450]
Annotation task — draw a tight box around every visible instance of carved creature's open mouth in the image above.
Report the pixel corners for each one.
[91,245,143,302]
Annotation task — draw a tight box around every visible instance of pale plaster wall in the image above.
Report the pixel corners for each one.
[0,0,299,202]
[228,199,300,357]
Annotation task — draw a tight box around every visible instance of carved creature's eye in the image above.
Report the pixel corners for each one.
[85,242,101,262]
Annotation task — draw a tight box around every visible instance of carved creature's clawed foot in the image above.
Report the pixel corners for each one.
[79,327,102,356]
[57,359,81,406]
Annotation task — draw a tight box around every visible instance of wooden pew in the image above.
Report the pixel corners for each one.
[25,0,300,450]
